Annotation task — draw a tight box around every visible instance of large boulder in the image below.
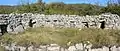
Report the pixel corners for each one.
[7,25,13,33]
[14,25,24,34]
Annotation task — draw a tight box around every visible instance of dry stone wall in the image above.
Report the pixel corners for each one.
[1,42,120,51]
[0,13,119,34]
[0,13,120,51]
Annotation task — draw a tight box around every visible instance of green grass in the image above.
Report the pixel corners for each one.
[1,27,120,48]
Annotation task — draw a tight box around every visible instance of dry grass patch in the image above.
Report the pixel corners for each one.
[1,27,120,47]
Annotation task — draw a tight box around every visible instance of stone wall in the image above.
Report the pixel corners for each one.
[1,42,120,51]
[0,13,119,34]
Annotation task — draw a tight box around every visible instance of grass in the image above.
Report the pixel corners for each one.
[0,46,4,51]
[1,27,120,48]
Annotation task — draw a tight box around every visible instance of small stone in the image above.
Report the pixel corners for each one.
[68,46,77,51]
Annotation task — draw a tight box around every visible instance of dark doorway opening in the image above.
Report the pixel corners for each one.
[29,19,36,27]
[100,21,105,29]
[0,24,8,35]
[53,20,57,22]
[82,22,89,28]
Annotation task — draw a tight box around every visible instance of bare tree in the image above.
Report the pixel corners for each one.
[107,0,118,6]
[37,0,42,3]
[18,0,30,5]
[86,0,92,4]
[95,0,100,6]
[107,0,112,7]
[117,0,120,5]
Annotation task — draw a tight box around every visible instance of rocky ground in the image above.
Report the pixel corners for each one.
[1,42,120,51]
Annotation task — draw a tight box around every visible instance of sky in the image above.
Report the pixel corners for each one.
[0,0,118,6]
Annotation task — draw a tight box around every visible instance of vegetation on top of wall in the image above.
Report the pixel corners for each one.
[0,0,120,16]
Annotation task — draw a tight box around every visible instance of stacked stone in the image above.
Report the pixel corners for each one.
[32,14,99,28]
[2,42,120,51]
[0,13,119,34]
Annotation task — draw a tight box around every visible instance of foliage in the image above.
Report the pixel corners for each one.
[0,2,119,16]
[0,0,119,16]
[101,5,120,16]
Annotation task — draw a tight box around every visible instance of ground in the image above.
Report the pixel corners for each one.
[0,46,4,51]
[0,27,120,48]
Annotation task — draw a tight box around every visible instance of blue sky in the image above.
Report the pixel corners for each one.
[0,0,117,6]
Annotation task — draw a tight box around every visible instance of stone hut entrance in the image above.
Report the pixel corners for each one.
[0,16,9,35]
[82,22,89,28]
[0,24,8,35]
[29,19,36,27]
[100,21,105,29]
